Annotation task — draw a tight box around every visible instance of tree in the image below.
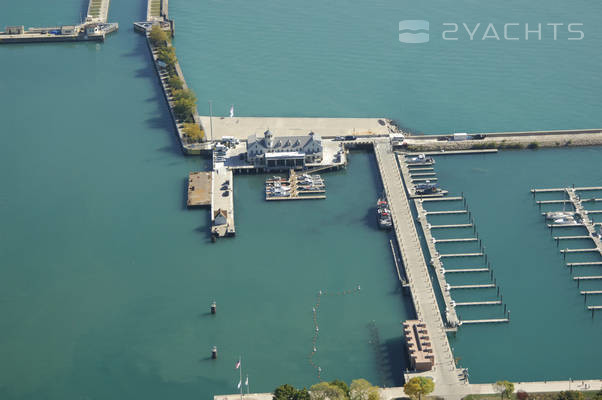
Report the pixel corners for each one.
[172,88,198,122]
[310,382,347,400]
[274,384,310,400]
[157,46,177,66]
[183,123,204,141]
[330,380,350,399]
[350,379,379,400]
[168,74,183,90]
[149,24,168,47]
[403,377,434,400]
[594,390,602,400]
[173,88,196,103]
[493,381,515,400]
[557,391,584,400]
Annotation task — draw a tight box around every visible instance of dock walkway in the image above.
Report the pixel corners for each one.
[373,141,463,391]
[412,197,460,328]
[210,163,235,238]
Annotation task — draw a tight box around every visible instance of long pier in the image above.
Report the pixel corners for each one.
[373,141,464,390]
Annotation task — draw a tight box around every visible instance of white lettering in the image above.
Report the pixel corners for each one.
[482,23,500,40]
[546,23,563,40]
[525,23,542,40]
[504,23,519,40]
[462,23,481,41]
[568,23,584,40]
[442,23,458,40]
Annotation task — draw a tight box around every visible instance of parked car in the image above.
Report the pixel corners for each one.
[344,135,357,141]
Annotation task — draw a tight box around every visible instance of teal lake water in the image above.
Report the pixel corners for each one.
[1,0,601,399]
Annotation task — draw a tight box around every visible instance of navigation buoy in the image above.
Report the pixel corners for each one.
[212,346,218,359]
[211,301,217,314]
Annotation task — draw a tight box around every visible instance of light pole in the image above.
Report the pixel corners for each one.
[209,100,214,142]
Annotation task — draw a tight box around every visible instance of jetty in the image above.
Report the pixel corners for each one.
[373,140,464,390]
[134,0,174,34]
[0,0,117,43]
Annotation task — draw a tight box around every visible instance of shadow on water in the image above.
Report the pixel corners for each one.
[383,337,408,387]
[367,321,408,388]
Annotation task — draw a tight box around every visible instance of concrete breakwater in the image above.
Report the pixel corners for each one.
[137,0,209,155]
[405,128,602,151]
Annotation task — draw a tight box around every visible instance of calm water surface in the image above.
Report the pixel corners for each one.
[0,0,601,399]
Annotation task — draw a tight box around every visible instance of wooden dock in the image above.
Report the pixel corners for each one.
[420,196,463,202]
[374,140,464,387]
[455,300,501,306]
[460,318,509,324]
[444,267,489,273]
[434,237,477,243]
[430,223,473,229]
[265,170,326,201]
[440,252,483,258]
[426,210,467,215]
[449,284,495,290]
[567,261,602,267]
[573,276,602,281]
[187,172,211,207]
[404,149,498,156]
[413,197,460,328]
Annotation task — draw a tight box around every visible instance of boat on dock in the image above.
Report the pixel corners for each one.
[407,154,435,164]
[414,181,442,195]
[377,197,393,230]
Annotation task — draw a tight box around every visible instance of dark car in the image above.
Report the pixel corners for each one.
[344,135,356,141]
[222,190,230,197]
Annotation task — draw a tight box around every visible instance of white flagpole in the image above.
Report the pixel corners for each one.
[246,374,250,395]
[239,355,243,400]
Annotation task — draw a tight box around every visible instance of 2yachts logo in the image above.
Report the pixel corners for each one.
[399,21,584,43]
[399,20,430,43]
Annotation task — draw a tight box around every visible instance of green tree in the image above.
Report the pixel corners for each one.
[173,88,196,103]
[310,382,347,400]
[183,123,204,141]
[350,379,379,400]
[493,381,515,400]
[330,380,350,399]
[274,384,310,400]
[157,46,177,66]
[173,97,196,122]
[403,377,434,400]
[168,74,183,90]
[557,391,584,400]
[149,24,168,47]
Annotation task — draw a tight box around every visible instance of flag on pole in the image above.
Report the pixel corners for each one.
[235,359,241,369]
[237,380,242,389]
[229,105,234,118]
[245,376,249,386]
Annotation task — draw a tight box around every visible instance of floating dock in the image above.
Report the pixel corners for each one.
[187,172,211,207]
[265,170,326,201]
